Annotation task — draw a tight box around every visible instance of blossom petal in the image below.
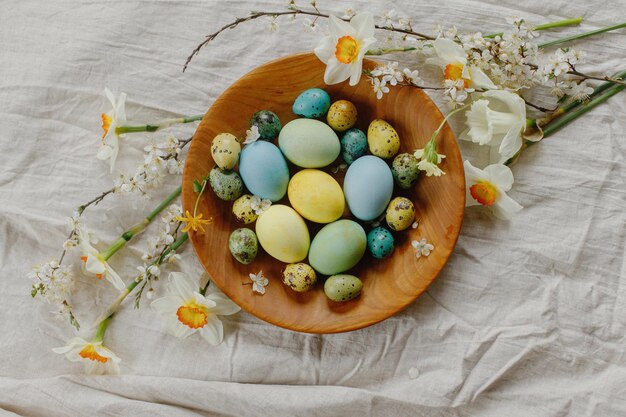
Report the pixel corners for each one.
[199,317,224,346]
[492,192,523,220]
[484,164,515,191]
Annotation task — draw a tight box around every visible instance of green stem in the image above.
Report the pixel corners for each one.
[539,22,626,49]
[91,316,111,343]
[366,47,417,56]
[484,17,583,38]
[115,114,204,134]
[193,180,208,217]
[199,278,211,296]
[430,103,471,142]
[99,186,182,261]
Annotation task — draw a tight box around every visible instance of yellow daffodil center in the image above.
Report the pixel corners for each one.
[335,35,360,64]
[79,344,108,363]
[101,113,112,140]
[444,63,470,88]
[470,181,499,206]
[177,302,208,329]
[176,210,213,233]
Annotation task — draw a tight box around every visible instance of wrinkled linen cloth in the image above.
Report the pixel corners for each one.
[1,0,625,416]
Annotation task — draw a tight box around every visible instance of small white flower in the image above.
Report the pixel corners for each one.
[566,81,594,102]
[464,160,523,219]
[414,146,446,177]
[266,17,279,33]
[77,227,125,291]
[342,9,356,20]
[412,238,434,258]
[53,337,121,375]
[97,88,127,173]
[372,77,390,99]
[151,272,241,345]
[243,125,260,144]
[249,271,269,295]
[412,221,419,229]
[402,68,423,86]
[250,195,272,215]
[314,12,377,86]
[147,265,161,277]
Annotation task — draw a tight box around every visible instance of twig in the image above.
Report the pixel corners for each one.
[524,100,557,113]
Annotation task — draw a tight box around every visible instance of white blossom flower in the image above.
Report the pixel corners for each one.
[342,8,356,19]
[460,90,527,164]
[412,238,434,258]
[566,81,594,102]
[414,146,446,177]
[29,260,75,309]
[77,227,125,291]
[314,12,377,86]
[372,77,390,99]
[97,88,127,173]
[380,9,396,26]
[151,272,241,345]
[402,68,423,86]
[250,195,272,215]
[266,17,279,33]
[464,160,522,219]
[427,38,496,90]
[249,271,269,294]
[53,337,121,375]
[243,125,260,144]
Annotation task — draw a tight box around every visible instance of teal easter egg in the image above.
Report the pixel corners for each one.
[250,110,282,140]
[239,141,289,202]
[209,166,243,201]
[340,128,368,165]
[308,220,366,275]
[343,155,394,221]
[278,119,340,168]
[292,88,331,118]
[324,274,363,302]
[367,227,395,259]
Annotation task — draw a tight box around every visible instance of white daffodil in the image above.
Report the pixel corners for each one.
[151,272,241,346]
[250,195,271,215]
[314,12,377,86]
[460,90,527,164]
[426,38,496,90]
[248,271,269,294]
[464,160,523,220]
[97,88,127,173]
[77,228,125,291]
[53,337,121,375]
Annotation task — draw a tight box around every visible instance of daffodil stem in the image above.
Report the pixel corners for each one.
[484,17,583,39]
[538,21,626,49]
[199,278,211,296]
[430,103,471,143]
[91,316,111,343]
[115,114,204,134]
[99,186,182,261]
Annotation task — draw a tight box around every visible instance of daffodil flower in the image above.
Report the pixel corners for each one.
[77,228,125,291]
[314,12,377,86]
[97,88,127,173]
[53,337,121,375]
[426,38,496,90]
[151,272,241,345]
[175,210,213,233]
[464,160,523,219]
[460,90,526,164]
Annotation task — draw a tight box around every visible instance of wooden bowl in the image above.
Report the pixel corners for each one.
[182,53,465,334]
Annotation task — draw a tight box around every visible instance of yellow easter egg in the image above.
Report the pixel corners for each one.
[256,205,310,263]
[282,263,317,292]
[211,133,241,170]
[327,100,357,132]
[288,169,345,223]
[367,119,400,159]
[232,194,258,224]
[385,197,415,231]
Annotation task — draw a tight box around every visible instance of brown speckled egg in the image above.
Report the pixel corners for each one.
[232,194,258,224]
[282,263,317,292]
[211,133,241,170]
[385,197,415,231]
[368,119,400,159]
[327,100,357,132]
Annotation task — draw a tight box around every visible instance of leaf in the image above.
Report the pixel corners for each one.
[193,180,202,193]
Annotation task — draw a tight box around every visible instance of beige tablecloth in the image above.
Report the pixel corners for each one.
[1,0,625,416]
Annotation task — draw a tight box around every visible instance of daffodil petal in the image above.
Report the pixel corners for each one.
[351,12,374,39]
[468,66,497,89]
[104,263,126,291]
[324,57,353,85]
[432,38,467,66]
[169,271,197,299]
[151,295,185,314]
[492,192,523,220]
[206,292,241,316]
[329,14,356,38]
[199,317,224,346]
[496,122,524,164]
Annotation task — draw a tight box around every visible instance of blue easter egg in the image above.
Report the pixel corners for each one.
[292,88,331,118]
[340,128,368,165]
[343,155,394,221]
[239,141,289,202]
[367,227,395,259]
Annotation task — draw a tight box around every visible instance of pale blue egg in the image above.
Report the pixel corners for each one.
[239,141,289,202]
[292,88,331,118]
[343,155,394,221]
[367,227,394,259]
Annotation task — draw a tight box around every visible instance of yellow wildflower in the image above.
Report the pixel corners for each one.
[176,210,213,233]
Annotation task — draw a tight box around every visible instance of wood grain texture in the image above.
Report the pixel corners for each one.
[182,53,465,334]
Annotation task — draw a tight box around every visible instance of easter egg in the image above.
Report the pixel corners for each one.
[282,263,317,292]
[256,205,310,263]
[209,166,243,201]
[340,128,368,165]
[228,228,258,265]
[367,227,395,259]
[288,169,344,223]
[278,119,340,168]
[327,100,357,132]
[324,274,362,302]
[392,153,420,189]
[343,156,394,221]
[368,119,400,159]
[210,133,241,170]
[385,197,415,231]
[250,110,282,140]
[292,88,331,118]
[308,220,366,275]
[232,194,258,224]
[239,141,289,202]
